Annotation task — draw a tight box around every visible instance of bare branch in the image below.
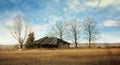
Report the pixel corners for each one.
[83,18,99,48]
[48,20,67,40]
[68,19,81,48]
[7,15,30,49]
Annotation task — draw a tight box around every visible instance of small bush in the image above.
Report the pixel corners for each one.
[25,32,34,49]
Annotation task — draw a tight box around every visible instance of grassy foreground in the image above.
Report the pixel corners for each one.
[0,48,120,65]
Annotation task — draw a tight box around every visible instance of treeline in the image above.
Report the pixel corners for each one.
[7,15,99,49]
[47,18,99,48]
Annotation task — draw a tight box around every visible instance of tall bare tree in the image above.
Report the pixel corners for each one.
[7,15,29,49]
[50,20,67,40]
[83,18,99,48]
[69,19,81,48]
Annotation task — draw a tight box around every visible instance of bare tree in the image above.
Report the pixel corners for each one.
[50,20,67,40]
[7,15,29,49]
[83,18,99,48]
[69,19,81,48]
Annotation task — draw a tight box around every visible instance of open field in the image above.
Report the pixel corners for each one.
[0,48,120,65]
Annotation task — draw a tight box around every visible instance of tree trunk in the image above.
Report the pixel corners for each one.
[89,39,91,48]
[75,42,77,48]
[75,32,77,48]
[60,32,62,40]
[19,41,23,49]
[88,28,91,48]
[20,44,23,49]
[60,36,62,40]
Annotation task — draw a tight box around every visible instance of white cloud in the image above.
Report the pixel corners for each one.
[85,0,99,7]
[1,10,24,22]
[48,15,64,25]
[31,24,50,40]
[65,0,86,14]
[69,0,79,10]
[10,0,21,4]
[85,0,120,8]
[99,0,120,7]
[63,0,120,16]
[103,20,120,27]
[0,25,16,45]
[5,19,14,27]
[44,5,57,17]
[98,32,120,43]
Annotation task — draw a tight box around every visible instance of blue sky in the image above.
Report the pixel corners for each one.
[0,0,120,45]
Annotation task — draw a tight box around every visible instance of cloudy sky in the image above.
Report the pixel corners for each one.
[0,0,120,45]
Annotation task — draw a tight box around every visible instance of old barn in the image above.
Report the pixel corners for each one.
[33,37,70,48]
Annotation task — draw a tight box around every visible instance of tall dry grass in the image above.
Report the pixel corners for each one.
[0,48,120,65]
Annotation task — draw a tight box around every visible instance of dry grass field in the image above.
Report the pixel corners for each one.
[0,48,120,65]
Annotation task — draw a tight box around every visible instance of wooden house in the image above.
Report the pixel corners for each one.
[33,37,70,48]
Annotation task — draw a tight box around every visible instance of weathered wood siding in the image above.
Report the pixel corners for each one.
[58,42,69,48]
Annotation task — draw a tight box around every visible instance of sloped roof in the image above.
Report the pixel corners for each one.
[34,37,70,45]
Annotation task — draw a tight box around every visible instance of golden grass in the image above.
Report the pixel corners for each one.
[0,48,120,65]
